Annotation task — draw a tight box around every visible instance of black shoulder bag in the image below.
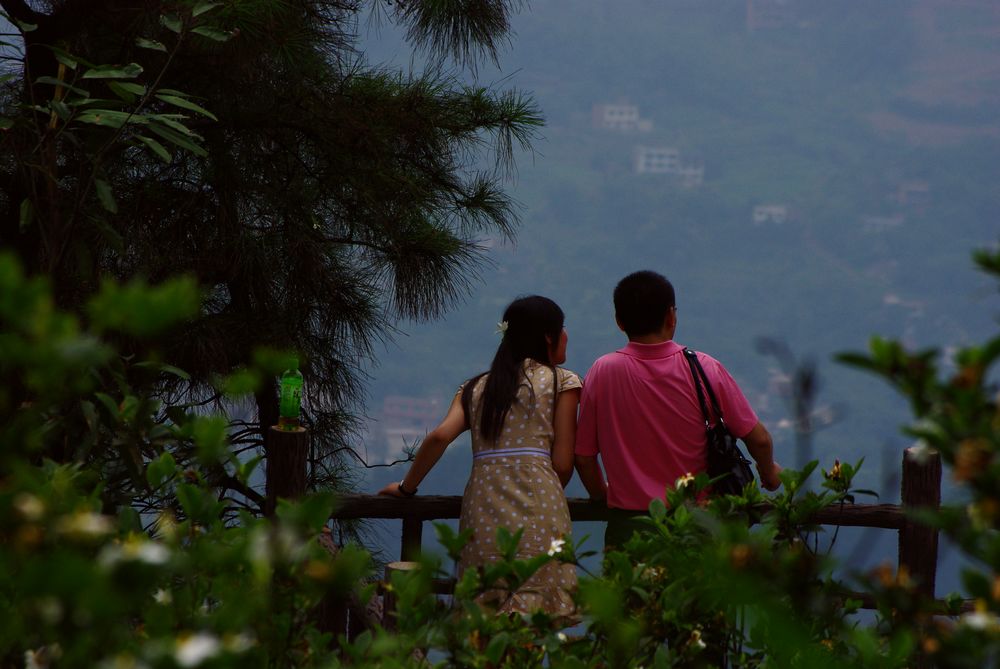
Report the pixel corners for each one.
[683,348,756,496]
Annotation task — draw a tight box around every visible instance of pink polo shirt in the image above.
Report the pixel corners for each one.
[575,340,759,510]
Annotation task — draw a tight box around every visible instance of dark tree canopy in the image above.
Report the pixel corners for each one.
[0,0,540,514]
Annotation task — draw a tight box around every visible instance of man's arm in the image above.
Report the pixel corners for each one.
[741,421,782,491]
[574,454,608,501]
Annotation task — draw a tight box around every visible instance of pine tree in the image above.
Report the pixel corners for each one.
[0,0,540,514]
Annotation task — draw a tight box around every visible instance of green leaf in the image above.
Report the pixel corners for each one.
[176,482,225,525]
[148,121,208,157]
[33,76,90,98]
[52,52,78,70]
[135,37,167,52]
[107,81,146,102]
[134,361,191,380]
[192,1,222,17]
[160,14,183,33]
[155,94,218,121]
[18,199,33,231]
[87,276,201,337]
[77,109,146,128]
[0,117,13,130]
[135,135,172,162]
[221,367,261,395]
[15,19,38,32]
[192,415,228,463]
[94,179,117,214]
[484,632,510,665]
[276,492,337,532]
[149,113,197,134]
[118,506,143,533]
[146,451,177,489]
[94,392,120,418]
[50,100,71,120]
[191,26,232,42]
[89,216,124,254]
[82,63,143,79]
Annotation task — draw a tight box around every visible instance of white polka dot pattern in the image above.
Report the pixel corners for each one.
[457,360,582,620]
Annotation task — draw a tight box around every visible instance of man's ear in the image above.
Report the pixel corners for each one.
[615,315,626,333]
[665,308,677,332]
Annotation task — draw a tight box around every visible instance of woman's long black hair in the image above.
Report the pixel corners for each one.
[463,295,564,443]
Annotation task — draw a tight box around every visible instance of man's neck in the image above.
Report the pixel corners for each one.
[628,332,674,345]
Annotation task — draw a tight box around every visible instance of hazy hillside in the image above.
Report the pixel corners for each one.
[355,0,999,489]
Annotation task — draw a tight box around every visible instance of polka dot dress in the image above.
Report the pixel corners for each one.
[458,359,582,620]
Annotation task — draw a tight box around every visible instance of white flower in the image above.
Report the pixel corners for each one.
[24,649,45,669]
[222,632,256,653]
[960,610,1000,632]
[97,653,149,669]
[906,440,936,465]
[99,537,171,568]
[547,538,566,556]
[689,629,706,650]
[556,632,568,642]
[675,472,695,489]
[24,645,61,669]
[153,589,172,605]
[35,597,63,624]
[14,494,45,521]
[56,511,114,539]
[495,320,509,336]
[175,633,221,667]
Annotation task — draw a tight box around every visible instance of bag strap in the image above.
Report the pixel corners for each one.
[683,348,727,428]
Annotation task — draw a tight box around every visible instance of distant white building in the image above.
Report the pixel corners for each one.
[634,145,680,174]
[752,204,789,225]
[367,395,443,464]
[746,0,797,31]
[890,180,930,209]
[861,214,905,233]
[677,164,705,188]
[592,103,652,132]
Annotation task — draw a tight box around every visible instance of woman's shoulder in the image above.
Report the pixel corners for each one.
[523,359,581,392]
[555,366,582,391]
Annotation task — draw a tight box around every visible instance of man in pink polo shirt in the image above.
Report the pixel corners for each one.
[575,270,782,547]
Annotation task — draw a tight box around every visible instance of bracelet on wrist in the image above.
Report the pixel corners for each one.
[398,480,417,497]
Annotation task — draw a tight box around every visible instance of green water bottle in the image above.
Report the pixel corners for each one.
[278,357,303,430]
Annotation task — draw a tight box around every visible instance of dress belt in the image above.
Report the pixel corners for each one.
[473,447,551,460]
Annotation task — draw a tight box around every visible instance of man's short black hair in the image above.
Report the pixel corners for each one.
[614,270,675,338]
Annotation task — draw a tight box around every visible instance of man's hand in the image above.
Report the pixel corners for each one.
[757,462,783,491]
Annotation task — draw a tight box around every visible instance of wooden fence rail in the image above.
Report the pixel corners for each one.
[330,448,942,599]
[269,430,949,644]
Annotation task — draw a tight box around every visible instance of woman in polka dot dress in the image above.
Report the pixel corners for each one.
[378,295,581,621]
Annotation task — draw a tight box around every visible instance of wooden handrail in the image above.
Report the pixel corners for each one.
[325,448,946,629]
[333,494,909,529]
[333,449,941,599]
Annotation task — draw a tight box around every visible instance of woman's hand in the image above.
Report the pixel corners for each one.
[377,482,406,497]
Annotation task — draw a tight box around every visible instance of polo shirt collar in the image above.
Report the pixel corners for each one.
[619,340,684,360]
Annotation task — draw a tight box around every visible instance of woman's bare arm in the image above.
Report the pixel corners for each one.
[551,387,581,487]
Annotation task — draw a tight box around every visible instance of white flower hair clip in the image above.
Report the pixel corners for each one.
[495,320,509,337]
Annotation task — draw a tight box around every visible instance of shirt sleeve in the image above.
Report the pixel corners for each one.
[557,367,583,393]
[574,365,600,456]
[702,354,759,438]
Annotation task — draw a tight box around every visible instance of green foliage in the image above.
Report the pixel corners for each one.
[4,244,1000,668]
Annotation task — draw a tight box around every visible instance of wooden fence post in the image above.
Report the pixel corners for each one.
[898,447,942,599]
[264,426,309,516]
[401,518,423,561]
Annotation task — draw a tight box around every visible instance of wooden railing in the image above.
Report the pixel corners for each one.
[331,447,944,599]
[265,429,945,602]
